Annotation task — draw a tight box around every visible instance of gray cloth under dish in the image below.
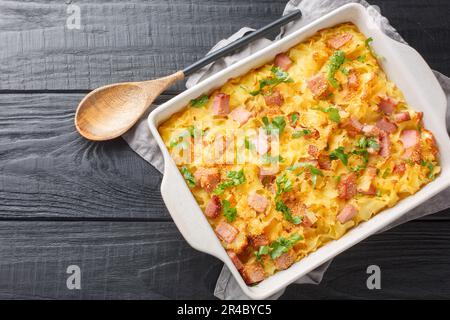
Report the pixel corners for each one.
[122,0,450,300]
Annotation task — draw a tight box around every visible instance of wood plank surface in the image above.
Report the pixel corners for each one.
[0,93,170,219]
[0,0,448,91]
[0,0,449,300]
[0,0,285,92]
[0,214,449,299]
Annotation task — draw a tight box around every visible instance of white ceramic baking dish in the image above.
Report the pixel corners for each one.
[148,3,450,299]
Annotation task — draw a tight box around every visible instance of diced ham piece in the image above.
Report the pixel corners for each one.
[302,211,317,228]
[242,263,266,284]
[401,147,421,163]
[274,252,295,271]
[362,124,383,137]
[247,193,269,213]
[341,117,363,137]
[379,134,391,157]
[212,93,230,116]
[347,70,359,89]
[308,145,320,158]
[307,73,329,99]
[274,53,292,71]
[194,167,221,193]
[229,106,252,126]
[400,130,420,149]
[259,166,278,185]
[249,234,269,249]
[264,90,284,107]
[392,112,411,123]
[205,195,221,218]
[318,154,332,170]
[376,117,397,134]
[338,172,357,200]
[337,204,358,224]
[227,251,244,271]
[252,130,270,155]
[365,166,378,178]
[378,97,397,115]
[285,199,306,217]
[215,221,239,244]
[327,33,353,49]
[393,162,407,176]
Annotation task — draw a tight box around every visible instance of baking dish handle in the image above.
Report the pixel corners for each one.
[160,159,224,257]
[384,37,447,125]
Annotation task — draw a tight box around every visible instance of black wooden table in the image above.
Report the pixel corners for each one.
[0,0,449,299]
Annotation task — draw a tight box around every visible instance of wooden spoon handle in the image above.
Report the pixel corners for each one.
[182,9,302,76]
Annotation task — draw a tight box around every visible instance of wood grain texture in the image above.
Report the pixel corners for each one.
[0,93,172,219]
[1,0,447,91]
[0,214,449,300]
[0,221,220,299]
[0,0,285,91]
[0,0,449,300]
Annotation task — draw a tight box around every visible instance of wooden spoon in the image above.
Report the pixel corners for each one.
[75,10,302,141]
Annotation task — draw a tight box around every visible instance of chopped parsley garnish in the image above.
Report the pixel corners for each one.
[350,137,379,171]
[222,200,237,222]
[290,113,299,126]
[292,129,312,139]
[169,129,190,149]
[275,174,293,198]
[262,154,285,164]
[340,67,349,76]
[275,200,302,225]
[254,234,303,260]
[382,167,391,179]
[255,245,270,261]
[190,95,209,108]
[287,162,323,188]
[187,125,205,139]
[356,55,366,62]
[269,233,303,259]
[350,164,365,173]
[351,148,369,167]
[365,37,383,60]
[262,116,287,135]
[329,146,348,166]
[314,106,341,123]
[420,160,435,179]
[180,166,196,187]
[356,137,380,150]
[326,50,346,88]
[214,169,246,195]
[244,137,254,150]
[250,66,293,96]
[273,174,300,224]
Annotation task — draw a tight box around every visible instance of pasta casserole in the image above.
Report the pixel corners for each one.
[158,23,440,285]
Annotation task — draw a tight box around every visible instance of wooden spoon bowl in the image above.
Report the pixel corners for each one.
[75,71,184,141]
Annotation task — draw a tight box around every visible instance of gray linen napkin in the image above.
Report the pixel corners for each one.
[122,0,450,300]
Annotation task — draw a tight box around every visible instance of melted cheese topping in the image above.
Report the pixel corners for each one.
[158,23,440,283]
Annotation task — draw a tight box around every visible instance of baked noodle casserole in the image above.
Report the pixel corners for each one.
[158,23,440,285]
